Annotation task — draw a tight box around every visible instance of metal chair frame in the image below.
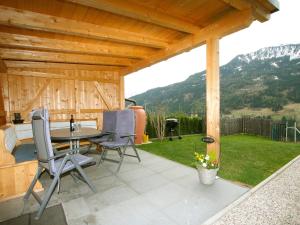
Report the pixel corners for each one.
[24,109,96,220]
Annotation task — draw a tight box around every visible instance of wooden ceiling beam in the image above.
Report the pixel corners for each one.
[221,0,273,22]
[0,57,6,73]
[66,0,201,34]
[0,6,168,48]
[121,10,254,76]
[221,0,250,10]
[0,32,155,59]
[5,60,122,71]
[7,68,119,83]
[0,48,137,66]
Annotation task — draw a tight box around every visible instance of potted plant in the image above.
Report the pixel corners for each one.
[194,151,219,185]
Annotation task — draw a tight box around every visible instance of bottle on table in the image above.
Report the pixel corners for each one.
[70,115,75,132]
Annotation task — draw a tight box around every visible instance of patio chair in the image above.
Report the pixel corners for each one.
[89,110,117,144]
[24,108,96,220]
[98,109,141,172]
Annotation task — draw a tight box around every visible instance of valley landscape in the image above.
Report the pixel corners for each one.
[131,44,300,121]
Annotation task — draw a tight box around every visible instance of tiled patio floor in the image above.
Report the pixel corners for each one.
[0,149,249,225]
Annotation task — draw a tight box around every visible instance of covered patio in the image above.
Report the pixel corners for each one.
[0,0,279,224]
[1,149,248,225]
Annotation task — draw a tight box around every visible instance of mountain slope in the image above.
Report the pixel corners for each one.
[131,44,300,114]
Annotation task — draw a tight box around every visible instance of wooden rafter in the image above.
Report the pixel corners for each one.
[0,32,155,59]
[221,0,276,22]
[7,69,118,83]
[0,6,168,48]
[120,10,254,76]
[5,61,122,71]
[94,81,113,110]
[221,0,250,10]
[0,57,6,73]
[0,48,138,66]
[66,0,201,34]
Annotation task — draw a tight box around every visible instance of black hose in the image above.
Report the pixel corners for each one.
[125,98,137,106]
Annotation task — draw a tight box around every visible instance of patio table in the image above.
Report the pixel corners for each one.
[51,127,101,150]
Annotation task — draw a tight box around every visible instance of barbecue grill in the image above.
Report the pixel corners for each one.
[165,118,182,141]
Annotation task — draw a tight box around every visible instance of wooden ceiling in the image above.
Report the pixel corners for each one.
[0,0,279,76]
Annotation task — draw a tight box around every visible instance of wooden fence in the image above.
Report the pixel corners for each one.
[221,117,287,141]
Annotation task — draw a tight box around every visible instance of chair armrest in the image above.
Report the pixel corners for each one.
[120,133,135,138]
[48,147,86,160]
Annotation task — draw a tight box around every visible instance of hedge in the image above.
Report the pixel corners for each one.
[145,114,203,138]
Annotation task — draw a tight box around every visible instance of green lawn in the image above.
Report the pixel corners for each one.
[139,134,300,186]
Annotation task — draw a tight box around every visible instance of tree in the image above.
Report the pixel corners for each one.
[148,110,166,141]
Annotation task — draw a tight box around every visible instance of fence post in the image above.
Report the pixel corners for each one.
[294,122,297,143]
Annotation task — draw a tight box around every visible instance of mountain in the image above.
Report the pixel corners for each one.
[130,44,300,115]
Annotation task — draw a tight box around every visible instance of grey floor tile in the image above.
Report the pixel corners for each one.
[127,174,170,194]
[145,159,179,173]
[160,165,195,181]
[117,167,155,182]
[91,185,139,208]
[0,198,25,222]
[143,211,178,225]
[142,183,188,208]
[162,195,217,225]
[62,197,90,220]
[67,214,99,225]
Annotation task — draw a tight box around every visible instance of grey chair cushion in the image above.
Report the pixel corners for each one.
[90,135,111,143]
[13,143,37,163]
[101,141,127,149]
[52,154,94,174]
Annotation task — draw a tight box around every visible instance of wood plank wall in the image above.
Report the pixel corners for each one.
[0,71,122,128]
[0,76,5,126]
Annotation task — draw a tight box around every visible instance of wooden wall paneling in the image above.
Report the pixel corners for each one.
[1,74,9,123]
[4,69,121,126]
[21,78,51,118]
[94,81,113,110]
[0,75,6,125]
[0,161,43,201]
[7,68,119,83]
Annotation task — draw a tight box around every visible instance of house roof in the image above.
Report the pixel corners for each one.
[0,0,279,76]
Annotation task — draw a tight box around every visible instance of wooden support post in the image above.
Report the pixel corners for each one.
[119,75,125,109]
[0,58,7,73]
[206,37,220,162]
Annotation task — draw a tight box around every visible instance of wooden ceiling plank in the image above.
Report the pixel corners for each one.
[5,60,122,71]
[0,5,168,48]
[66,0,201,34]
[7,69,118,83]
[221,0,271,22]
[0,48,137,66]
[0,32,154,59]
[221,0,250,10]
[121,10,254,76]
[0,57,6,73]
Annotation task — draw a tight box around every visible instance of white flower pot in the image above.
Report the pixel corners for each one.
[197,167,219,185]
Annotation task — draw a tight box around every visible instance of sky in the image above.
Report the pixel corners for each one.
[125,0,300,98]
